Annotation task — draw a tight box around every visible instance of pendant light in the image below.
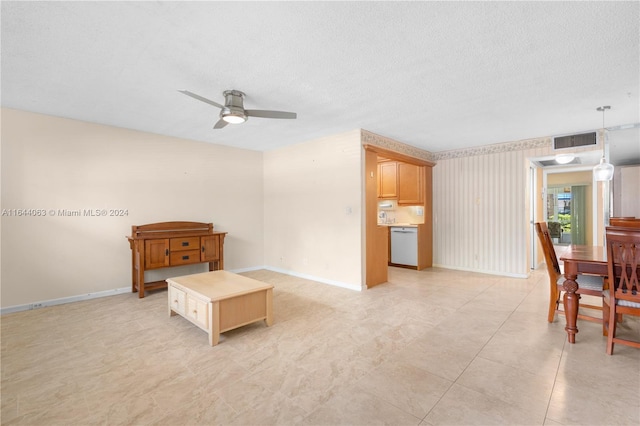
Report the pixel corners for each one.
[593,105,614,181]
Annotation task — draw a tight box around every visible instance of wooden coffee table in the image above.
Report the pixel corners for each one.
[166,270,273,346]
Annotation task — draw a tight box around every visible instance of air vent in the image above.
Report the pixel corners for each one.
[535,158,582,167]
[553,132,596,150]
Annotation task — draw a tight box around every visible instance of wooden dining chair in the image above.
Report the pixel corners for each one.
[535,222,605,323]
[602,226,640,355]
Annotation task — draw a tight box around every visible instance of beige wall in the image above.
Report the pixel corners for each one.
[547,170,593,185]
[1,109,264,308]
[263,130,363,290]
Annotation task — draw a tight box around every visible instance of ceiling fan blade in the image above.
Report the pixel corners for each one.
[179,90,224,109]
[245,110,297,119]
[213,118,228,129]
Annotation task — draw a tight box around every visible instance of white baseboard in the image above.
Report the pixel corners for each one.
[263,266,363,291]
[1,266,363,315]
[228,266,266,274]
[432,264,529,279]
[1,287,131,315]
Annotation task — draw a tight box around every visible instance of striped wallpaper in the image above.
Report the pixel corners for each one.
[432,139,567,277]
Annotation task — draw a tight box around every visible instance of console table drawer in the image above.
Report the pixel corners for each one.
[170,249,200,265]
[170,237,200,251]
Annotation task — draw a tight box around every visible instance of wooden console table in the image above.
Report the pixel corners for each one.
[127,221,227,298]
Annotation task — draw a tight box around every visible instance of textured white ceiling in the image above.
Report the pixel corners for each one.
[2,1,639,159]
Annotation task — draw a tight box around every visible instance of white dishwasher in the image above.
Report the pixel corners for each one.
[390,226,418,266]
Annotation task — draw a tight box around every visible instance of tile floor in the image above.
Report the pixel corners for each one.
[1,267,639,425]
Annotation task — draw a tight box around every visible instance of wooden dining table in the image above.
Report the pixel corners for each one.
[559,245,607,343]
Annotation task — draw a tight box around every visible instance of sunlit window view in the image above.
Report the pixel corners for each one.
[546,185,588,245]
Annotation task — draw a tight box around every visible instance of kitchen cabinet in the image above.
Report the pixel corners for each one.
[378,160,425,206]
[127,221,227,298]
[397,163,424,205]
[377,161,398,198]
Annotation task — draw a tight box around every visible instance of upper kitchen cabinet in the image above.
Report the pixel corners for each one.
[378,160,425,206]
[377,161,398,199]
[397,162,424,205]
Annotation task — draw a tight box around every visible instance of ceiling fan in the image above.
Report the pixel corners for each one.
[179,89,297,129]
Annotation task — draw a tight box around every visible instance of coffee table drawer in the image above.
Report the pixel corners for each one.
[169,285,186,315]
[186,295,209,329]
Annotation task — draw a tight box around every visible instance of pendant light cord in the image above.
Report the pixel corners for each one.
[593,105,614,181]
[602,108,605,157]
[597,106,610,157]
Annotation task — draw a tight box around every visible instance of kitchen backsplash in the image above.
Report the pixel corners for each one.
[378,201,424,224]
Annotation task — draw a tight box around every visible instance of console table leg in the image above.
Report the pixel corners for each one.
[131,247,137,293]
[138,276,145,298]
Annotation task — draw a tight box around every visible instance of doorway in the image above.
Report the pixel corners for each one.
[545,170,594,247]
[530,162,598,270]
[546,185,589,246]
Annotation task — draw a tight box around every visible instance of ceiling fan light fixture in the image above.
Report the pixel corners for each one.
[222,113,246,124]
[221,107,247,124]
[555,154,575,164]
[180,88,296,129]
